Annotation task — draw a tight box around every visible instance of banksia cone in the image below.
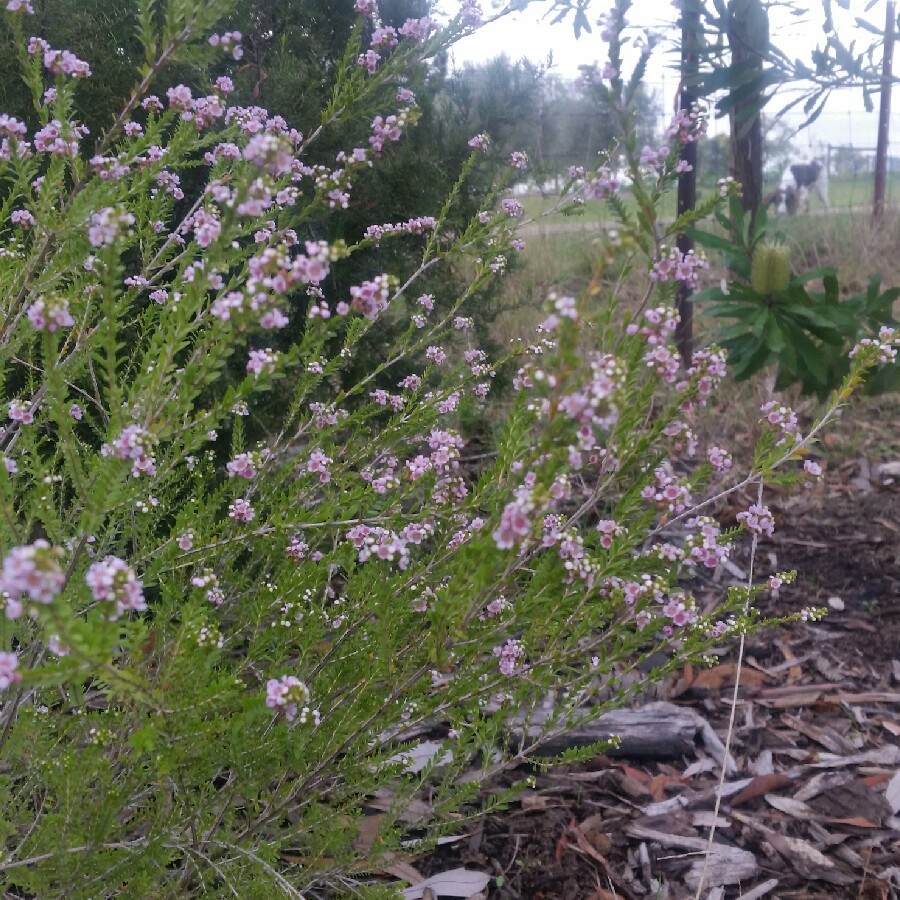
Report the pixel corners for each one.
[750,242,791,295]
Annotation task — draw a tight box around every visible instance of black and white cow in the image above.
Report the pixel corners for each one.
[765,160,829,215]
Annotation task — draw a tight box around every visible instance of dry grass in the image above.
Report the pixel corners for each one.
[491,207,900,466]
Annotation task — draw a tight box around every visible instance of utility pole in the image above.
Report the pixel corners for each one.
[873,0,895,224]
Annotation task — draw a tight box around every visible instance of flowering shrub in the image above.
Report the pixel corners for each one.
[0,0,896,896]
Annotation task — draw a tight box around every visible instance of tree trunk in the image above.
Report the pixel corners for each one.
[728,0,769,220]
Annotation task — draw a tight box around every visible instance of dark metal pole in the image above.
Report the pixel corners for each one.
[873,0,895,224]
[676,0,701,367]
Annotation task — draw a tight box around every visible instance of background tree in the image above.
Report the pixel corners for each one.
[727,0,769,216]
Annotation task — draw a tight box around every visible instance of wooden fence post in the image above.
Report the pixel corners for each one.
[873,0,895,224]
[676,0,702,368]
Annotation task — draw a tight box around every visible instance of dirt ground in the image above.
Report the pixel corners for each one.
[411,410,900,900]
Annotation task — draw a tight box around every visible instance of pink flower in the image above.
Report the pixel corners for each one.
[493,638,525,675]
[246,348,278,377]
[803,459,822,478]
[27,296,75,332]
[88,207,134,247]
[508,151,528,170]
[1,540,65,606]
[10,209,35,227]
[8,399,37,424]
[47,635,68,656]
[493,501,532,549]
[708,446,733,472]
[85,556,146,619]
[226,450,270,479]
[228,498,255,522]
[736,503,776,536]
[0,652,20,690]
[243,133,294,175]
[266,675,318,724]
[307,450,332,484]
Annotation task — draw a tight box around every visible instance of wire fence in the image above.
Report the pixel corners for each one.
[530,78,900,210]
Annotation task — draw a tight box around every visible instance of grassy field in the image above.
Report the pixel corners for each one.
[495,202,900,458]
[521,173,900,225]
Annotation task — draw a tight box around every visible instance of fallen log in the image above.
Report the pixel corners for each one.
[509,701,738,773]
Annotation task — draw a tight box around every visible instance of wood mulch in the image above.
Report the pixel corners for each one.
[398,456,900,899]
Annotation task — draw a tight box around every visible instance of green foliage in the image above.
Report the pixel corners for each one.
[0,1,890,897]
[690,196,900,396]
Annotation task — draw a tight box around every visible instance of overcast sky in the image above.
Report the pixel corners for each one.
[446,0,898,156]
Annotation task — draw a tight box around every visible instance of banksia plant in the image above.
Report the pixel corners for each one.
[750,241,792,295]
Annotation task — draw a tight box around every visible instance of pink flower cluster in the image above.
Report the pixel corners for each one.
[358,49,380,73]
[28,38,91,78]
[0,115,27,138]
[399,16,435,42]
[641,466,693,513]
[88,207,135,247]
[493,500,532,549]
[191,570,223,605]
[508,151,528,170]
[1,540,66,616]
[228,498,255,522]
[0,652,20,690]
[370,26,398,49]
[363,216,436,243]
[243,133,294,176]
[246,348,278,377]
[307,449,332,483]
[582,166,621,201]
[346,523,429,569]
[639,144,668,168]
[737,503,775,536]
[27,296,75,331]
[285,537,309,561]
[369,112,407,153]
[10,209,35,228]
[101,424,156,477]
[208,30,242,59]
[350,273,391,320]
[34,119,88,157]
[459,0,483,27]
[6,0,34,13]
[468,133,490,153]
[849,326,899,365]
[667,104,708,145]
[266,675,318,724]
[501,198,523,217]
[661,594,697,628]
[8,398,37,424]
[649,248,709,290]
[493,638,525,675]
[226,449,272,479]
[596,519,623,549]
[683,516,731,568]
[85,556,146,619]
[644,345,681,383]
[627,305,679,345]
[683,347,728,401]
[707,446,733,472]
[759,400,800,445]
